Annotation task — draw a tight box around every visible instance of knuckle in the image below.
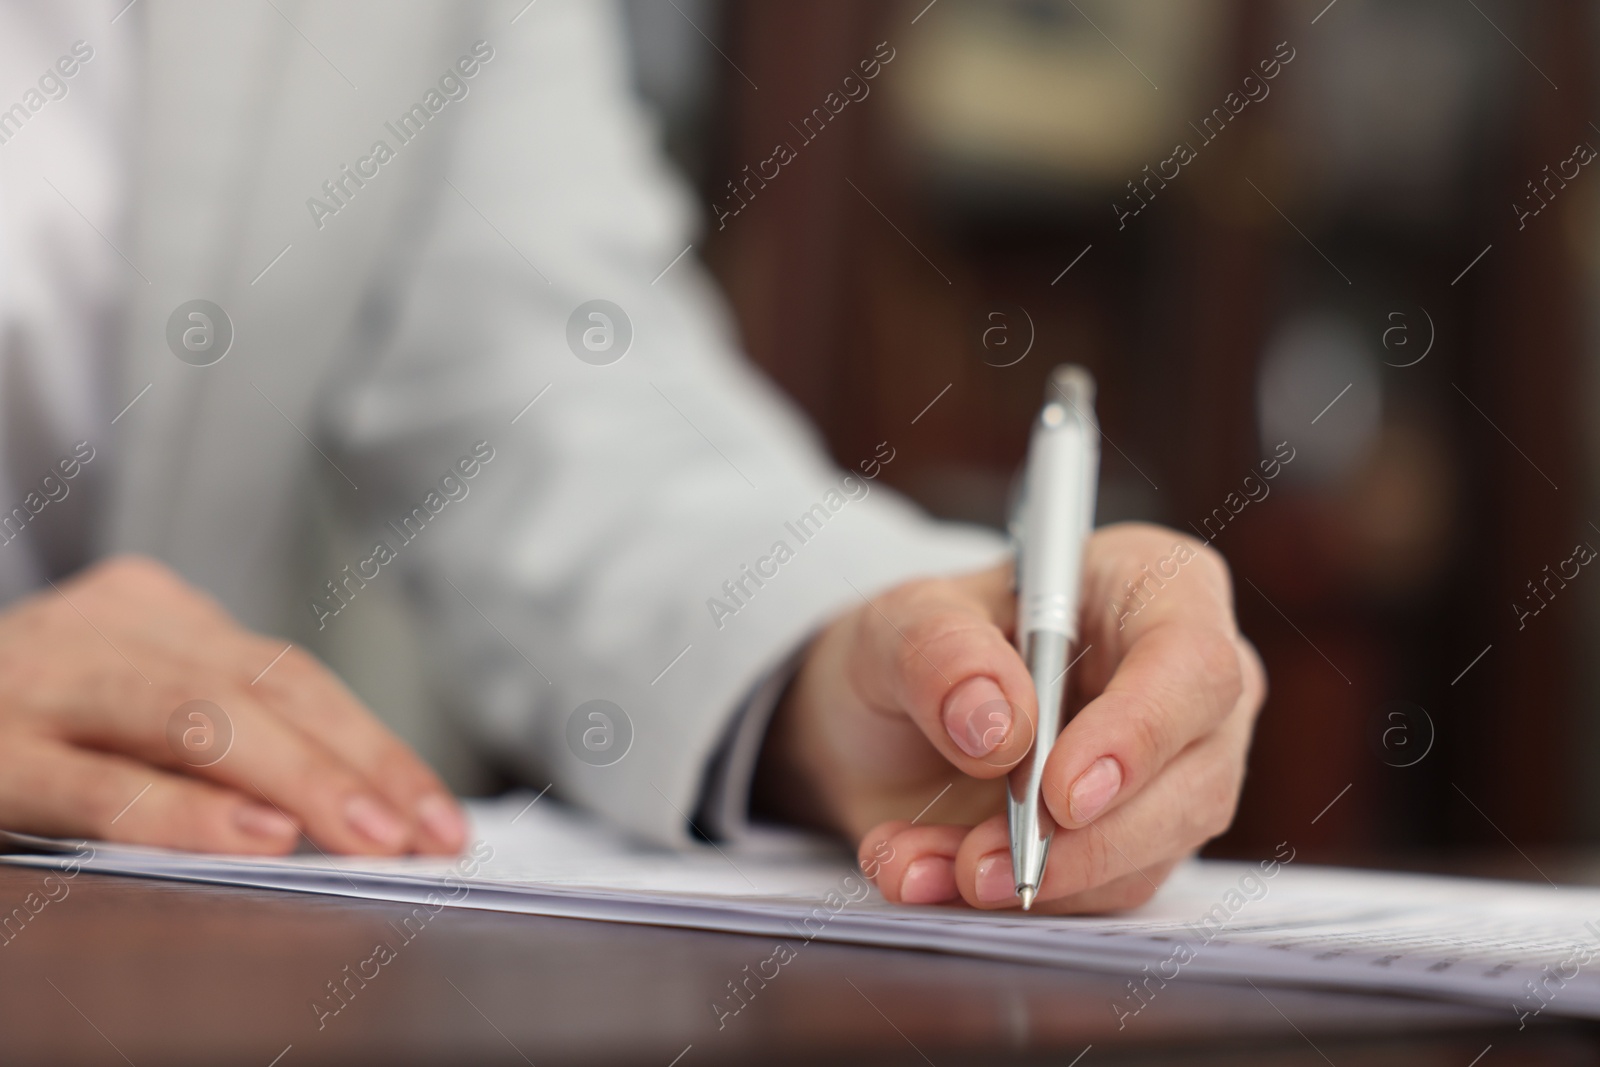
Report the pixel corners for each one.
[1206,795,1239,840]
[879,577,945,612]
[87,554,230,623]
[1108,689,1167,763]
[91,554,182,593]
[1188,626,1245,714]
[889,625,926,683]
[870,582,921,626]
[252,645,325,694]
[273,645,323,681]
[1125,702,1167,765]
[904,612,1003,683]
[1192,761,1242,841]
[273,643,316,675]
[895,611,959,673]
[1200,798,1236,841]
[910,611,986,659]
[1236,636,1268,713]
[1190,540,1232,587]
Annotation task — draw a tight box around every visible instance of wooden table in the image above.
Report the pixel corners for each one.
[0,864,1594,1066]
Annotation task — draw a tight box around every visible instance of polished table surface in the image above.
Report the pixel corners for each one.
[1,861,1597,1066]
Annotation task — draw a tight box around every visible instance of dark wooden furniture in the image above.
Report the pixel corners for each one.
[700,0,1598,862]
[2,863,1596,1066]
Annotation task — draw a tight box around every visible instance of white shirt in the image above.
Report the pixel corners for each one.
[0,0,133,595]
[0,0,1007,845]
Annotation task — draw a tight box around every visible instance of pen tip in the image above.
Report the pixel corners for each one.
[1019,886,1035,911]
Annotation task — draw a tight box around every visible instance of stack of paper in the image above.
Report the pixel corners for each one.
[5,793,1597,1025]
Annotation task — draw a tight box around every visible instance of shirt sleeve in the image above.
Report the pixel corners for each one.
[323,0,1009,846]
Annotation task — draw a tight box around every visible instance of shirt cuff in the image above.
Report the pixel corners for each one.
[692,647,806,842]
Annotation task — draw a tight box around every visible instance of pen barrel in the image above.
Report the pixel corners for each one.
[1009,631,1068,891]
[1009,364,1100,897]
[1017,404,1096,639]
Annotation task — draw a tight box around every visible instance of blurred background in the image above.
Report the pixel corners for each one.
[618,0,1600,865]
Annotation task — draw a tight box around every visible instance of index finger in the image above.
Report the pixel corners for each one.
[1043,620,1248,831]
[1042,534,1258,830]
[248,643,466,854]
[55,686,420,856]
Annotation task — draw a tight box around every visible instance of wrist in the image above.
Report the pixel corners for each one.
[751,657,841,835]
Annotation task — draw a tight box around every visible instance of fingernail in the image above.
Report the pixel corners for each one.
[899,856,958,905]
[417,795,467,849]
[1069,757,1123,824]
[975,852,1017,904]
[942,676,1011,758]
[345,795,407,848]
[234,804,298,840]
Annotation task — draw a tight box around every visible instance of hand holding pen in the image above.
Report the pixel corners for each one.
[759,373,1266,914]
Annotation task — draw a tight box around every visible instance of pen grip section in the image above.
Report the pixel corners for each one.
[1008,630,1071,891]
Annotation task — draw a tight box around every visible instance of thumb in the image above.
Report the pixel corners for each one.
[847,566,1038,780]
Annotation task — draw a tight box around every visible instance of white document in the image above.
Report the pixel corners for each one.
[5,793,1598,1026]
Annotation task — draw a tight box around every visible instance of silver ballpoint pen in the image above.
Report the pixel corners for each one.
[1008,365,1099,911]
